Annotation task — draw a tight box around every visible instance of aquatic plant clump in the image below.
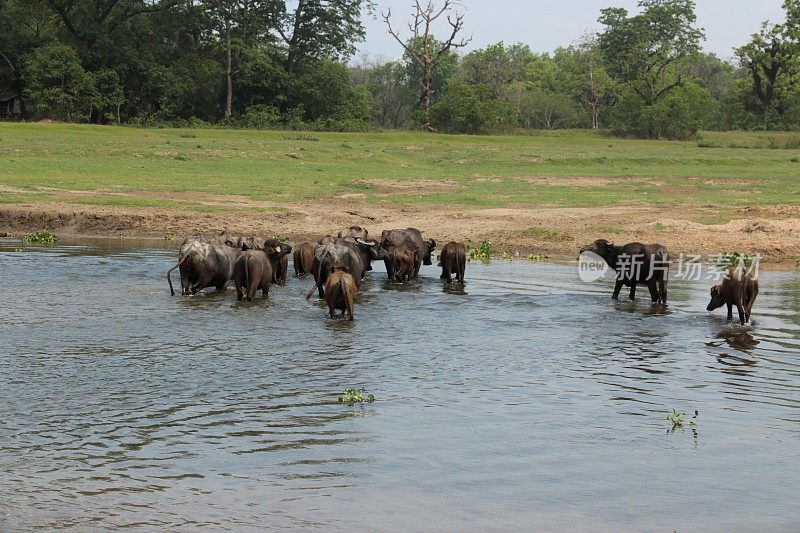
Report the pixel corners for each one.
[667,410,698,428]
[468,241,492,260]
[22,231,59,244]
[338,389,375,405]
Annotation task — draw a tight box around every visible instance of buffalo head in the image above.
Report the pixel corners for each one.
[707,285,725,311]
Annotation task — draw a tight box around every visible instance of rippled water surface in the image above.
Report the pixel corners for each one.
[1,239,799,531]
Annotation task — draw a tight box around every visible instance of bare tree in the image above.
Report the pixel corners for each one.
[383,0,471,131]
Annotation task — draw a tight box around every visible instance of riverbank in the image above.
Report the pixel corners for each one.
[1,124,799,264]
[2,197,799,265]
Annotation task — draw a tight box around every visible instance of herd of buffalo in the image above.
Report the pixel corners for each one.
[166,228,758,325]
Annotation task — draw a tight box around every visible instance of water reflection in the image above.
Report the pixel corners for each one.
[0,241,799,531]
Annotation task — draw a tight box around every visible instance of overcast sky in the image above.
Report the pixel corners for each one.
[356,0,786,63]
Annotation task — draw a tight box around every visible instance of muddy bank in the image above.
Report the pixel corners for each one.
[1,200,799,265]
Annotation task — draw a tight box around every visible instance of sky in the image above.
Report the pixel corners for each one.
[356,0,787,63]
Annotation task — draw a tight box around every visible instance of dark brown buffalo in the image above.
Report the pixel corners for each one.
[293,242,317,275]
[338,226,369,240]
[380,228,436,279]
[707,265,759,325]
[336,236,384,277]
[261,239,291,285]
[324,266,358,321]
[233,249,273,301]
[579,239,669,304]
[307,242,369,300]
[439,242,466,283]
[388,246,417,282]
[167,234,252,296]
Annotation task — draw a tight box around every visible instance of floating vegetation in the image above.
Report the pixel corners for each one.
[667,410,698,429]
[527,253,542,261]
[468,240,492,260]
[22,230,59,244]
[501,250,514,260]
[338,388,375,405]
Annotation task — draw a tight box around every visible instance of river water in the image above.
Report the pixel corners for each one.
[0,239,798,531]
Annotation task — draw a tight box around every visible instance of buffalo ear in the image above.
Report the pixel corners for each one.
[427,239,436,250]
[241,243,251,251]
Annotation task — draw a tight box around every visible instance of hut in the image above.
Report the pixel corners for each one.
[0,92,22,118]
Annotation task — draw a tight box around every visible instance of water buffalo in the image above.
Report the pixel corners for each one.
[439,242,466,283]
[380,228,436,279]
[318,235,336,246]
[336,236,384,278]
[388,246,417,282]
[306,242,367,299]
[338,226,370,240]
[261,239,291,285]
[324,266,358,321]
[707,265,759,325]
[293,242,317,275]
[167,234,250,296]
[579,239,669,304]
[233,249,273,301]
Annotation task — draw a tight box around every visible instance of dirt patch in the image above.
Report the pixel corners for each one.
[516,176,616,187]
[3,197,799,265]
[364,178,460,194]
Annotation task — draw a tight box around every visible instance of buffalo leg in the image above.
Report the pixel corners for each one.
[629,283,637,301]
[441,266,451,282]
[726,303,733,321]
[612,280,624,300]
[647,281,659,303]
[736,303,746,326]
[658,277,668,304]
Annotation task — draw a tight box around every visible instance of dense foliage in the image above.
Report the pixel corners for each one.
[1,0,799,138]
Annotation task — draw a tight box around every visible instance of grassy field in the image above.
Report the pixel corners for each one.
[1,124,799,210]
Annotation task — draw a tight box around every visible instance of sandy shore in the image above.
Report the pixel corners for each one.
[2,195,799,266]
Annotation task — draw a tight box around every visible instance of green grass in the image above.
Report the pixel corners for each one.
[0,124,798,209]
[71,196,181,208]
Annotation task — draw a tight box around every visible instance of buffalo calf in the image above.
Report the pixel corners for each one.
[439,242,466,283]
[324,267,358,321]
[390,247,417,282]
[707,265,759,326]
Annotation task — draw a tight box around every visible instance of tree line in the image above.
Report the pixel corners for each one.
[1,0,798,138]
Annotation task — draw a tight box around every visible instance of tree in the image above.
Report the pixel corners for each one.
[275,0,372,74]
[202,1,278,119]
[23,43,94,121]
[42,0,182,67]
[383,0,472,130]
[565,34,618,129]
[598,0,704,137]
[351,57,416,128]
[735,1,799,130]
